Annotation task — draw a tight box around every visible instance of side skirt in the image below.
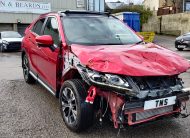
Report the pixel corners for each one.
[29,71,56,96]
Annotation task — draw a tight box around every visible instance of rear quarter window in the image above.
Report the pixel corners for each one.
[32,18,45,35]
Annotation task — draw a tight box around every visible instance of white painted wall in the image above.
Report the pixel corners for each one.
[143,0,160,11]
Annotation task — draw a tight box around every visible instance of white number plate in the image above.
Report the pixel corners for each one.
[178,45,186,48]
[144,96,176,110]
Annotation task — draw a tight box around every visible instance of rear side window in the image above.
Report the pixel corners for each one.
[32,18,45,35]
[43,17,60,46]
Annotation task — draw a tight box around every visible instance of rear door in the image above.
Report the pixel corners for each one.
[27,18,46,73]
[36,16,60,91]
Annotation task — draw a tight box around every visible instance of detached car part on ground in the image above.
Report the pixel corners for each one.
[0,31,23,52]
[175,32,190,51]
[22,11,190,132]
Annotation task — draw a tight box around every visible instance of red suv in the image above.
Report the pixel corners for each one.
[22,11,190,132]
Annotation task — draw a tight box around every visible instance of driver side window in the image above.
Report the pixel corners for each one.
[43,17,60,46]
[32,18,45,35]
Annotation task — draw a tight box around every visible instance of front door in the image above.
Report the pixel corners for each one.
[36,17,61,91]
[28,18,45,73]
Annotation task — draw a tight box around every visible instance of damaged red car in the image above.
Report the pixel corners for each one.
[22,11,190,132]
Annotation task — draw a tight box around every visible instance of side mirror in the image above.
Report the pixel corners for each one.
[36,35,53,47]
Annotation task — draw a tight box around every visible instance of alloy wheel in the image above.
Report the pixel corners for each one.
[61,87,77,125]
[23,55,29,80]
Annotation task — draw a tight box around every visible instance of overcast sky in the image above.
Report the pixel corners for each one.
[105,0,143,4]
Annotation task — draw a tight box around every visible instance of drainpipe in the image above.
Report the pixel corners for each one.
[159,16,162,34]
[86,0,89,10]
[183,0,185,12]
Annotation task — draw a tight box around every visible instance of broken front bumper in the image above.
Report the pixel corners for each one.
[123,92,189,126]
[86,86,190,128]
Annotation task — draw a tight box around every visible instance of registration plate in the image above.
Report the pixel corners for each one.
[178,45,186,48]
[144,96,176,110]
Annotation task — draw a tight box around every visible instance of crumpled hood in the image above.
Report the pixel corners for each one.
[71,43,190,76]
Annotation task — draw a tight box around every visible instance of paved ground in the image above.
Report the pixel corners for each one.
[154,35,190,60]
[0,35,190,138]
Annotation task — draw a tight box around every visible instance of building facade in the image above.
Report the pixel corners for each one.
[0,0,87,35]
[143,0,184,12]
[106,2,125,9]
[143,0,160,11]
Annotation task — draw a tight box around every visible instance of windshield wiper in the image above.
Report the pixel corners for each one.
[135,40,144,44]
[100,43,123,45]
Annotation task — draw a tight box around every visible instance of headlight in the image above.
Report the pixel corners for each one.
[87,70,105,82]
[86,69,130,88]
[2,40,9,45]
[76,66,136,96]
[105,74,129,87]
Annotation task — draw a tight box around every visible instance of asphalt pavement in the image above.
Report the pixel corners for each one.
[0,35,190,138]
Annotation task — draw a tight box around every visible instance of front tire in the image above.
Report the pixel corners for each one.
[177,48,184,51]
[176,45,184,51]
[0,45,4,52]
[59,79,94,132]
[22,54,36,84]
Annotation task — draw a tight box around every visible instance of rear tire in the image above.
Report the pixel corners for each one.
[59,79,94,132]
[22,54,36,84]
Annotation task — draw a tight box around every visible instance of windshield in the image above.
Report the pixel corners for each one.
[62,16,141,45]
[1,31,22,38]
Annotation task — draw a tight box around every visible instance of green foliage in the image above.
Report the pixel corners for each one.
[107,5,152,28]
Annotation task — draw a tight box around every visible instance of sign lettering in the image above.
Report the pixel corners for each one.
[0,0,51,14]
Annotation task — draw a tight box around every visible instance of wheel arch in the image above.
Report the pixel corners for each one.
[56,68,83,98]
[21,50,26,67]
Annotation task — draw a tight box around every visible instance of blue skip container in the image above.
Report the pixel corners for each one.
[114,12,140,32]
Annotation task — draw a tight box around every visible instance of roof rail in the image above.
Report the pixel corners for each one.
[40,12,57,16]
[58,10,110,16]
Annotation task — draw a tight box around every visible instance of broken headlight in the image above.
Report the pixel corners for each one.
[105,74,130,87]
[87,70,105,82]
[76,65,137,96]
[86,69,131,89]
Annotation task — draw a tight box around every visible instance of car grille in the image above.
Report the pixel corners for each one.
[7,42,21,50]
[134,106,173,122]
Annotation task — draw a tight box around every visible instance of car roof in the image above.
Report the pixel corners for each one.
[39,10,110,18]
[60,10,110,16]
[0,31,19,33]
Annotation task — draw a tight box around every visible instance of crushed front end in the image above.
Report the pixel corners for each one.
[78,66,190,128]
[68,43,190,129]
